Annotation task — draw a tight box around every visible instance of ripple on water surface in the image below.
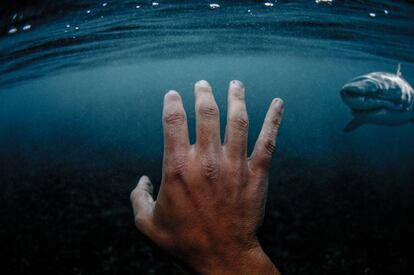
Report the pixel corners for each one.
[0,0,413,87]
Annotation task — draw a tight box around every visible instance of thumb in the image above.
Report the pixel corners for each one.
[130,175,155,233]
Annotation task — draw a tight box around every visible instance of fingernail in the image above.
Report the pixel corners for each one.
[195,80,210,88]
[166,90,178,96]
[272,98,284,110]
[231,80,244,88]
[165,90,180,100]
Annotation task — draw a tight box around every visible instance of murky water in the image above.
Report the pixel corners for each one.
[1,1,414,274]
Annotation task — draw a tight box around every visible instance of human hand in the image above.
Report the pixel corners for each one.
[131,80,283,274]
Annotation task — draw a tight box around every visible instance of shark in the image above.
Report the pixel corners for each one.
[340,64,414,132]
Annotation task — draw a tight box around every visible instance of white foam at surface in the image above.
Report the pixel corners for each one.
[209,3,220,9]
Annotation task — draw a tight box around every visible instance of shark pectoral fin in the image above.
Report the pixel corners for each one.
[344,117,365,132]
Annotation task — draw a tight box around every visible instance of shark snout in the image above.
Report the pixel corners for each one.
[341,78,406,111]
[341,84,363,96]
[340,80,378,96]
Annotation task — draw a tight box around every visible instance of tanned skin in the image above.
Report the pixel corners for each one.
[131,80,284,274]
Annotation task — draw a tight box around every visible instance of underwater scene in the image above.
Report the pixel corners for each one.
[1,0,414,274]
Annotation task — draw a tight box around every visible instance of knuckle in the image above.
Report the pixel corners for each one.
[201,155,219,181]
[134,213,148,231]
[264,139,276,155]
[198,103,218,118]
[230,115,249,132]
[271,115,282,129]
[167,154,187,178]
[164,110,185,126]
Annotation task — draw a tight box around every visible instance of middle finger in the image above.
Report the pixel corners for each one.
[194,80,221,153]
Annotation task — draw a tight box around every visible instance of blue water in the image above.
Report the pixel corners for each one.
[1,1,414,274]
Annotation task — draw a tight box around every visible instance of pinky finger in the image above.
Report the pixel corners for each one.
[249,98,284,177]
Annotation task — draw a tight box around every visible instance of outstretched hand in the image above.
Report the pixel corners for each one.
[131,80,284,274]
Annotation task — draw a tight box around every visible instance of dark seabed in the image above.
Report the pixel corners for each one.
[1,1,414,274]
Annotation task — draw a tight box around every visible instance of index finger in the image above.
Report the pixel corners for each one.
[163,90,190,156]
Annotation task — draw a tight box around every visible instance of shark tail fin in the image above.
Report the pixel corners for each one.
[344,118,365,132]
[397,63,402,77]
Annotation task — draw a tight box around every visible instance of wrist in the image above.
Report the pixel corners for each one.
[193,243,280,275]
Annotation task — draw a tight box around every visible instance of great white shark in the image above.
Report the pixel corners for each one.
[340,64,414,132]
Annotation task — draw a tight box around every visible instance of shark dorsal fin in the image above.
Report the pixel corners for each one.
[397,63,402,77]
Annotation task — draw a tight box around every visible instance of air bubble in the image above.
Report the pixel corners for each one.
[8,28,18,34]
[315,0,332,4]
[22,24,31,31]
